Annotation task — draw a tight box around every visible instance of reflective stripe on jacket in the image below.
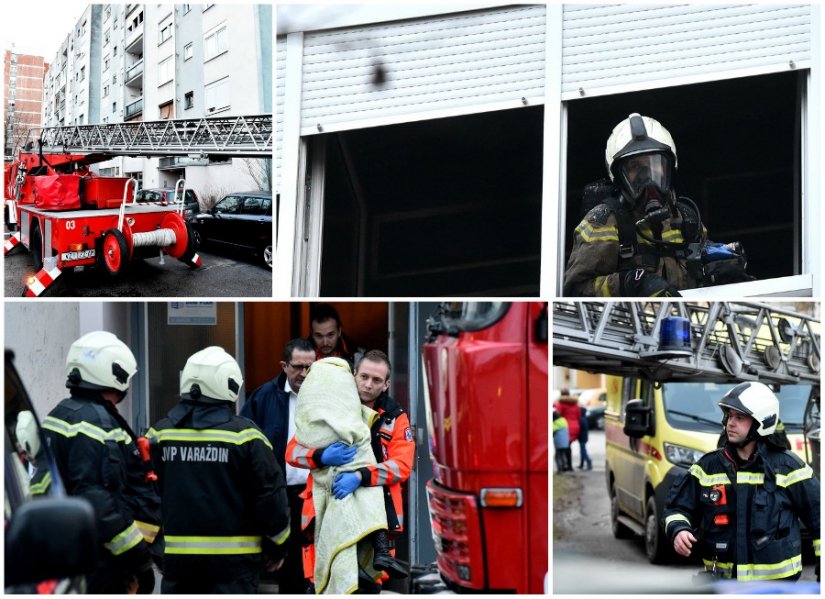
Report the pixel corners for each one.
[664,442,820,581]
[42,391,160,565]
[147,399,290,580]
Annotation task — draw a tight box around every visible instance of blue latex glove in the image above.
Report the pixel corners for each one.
[332,472,361,500]
[321,442,357,466]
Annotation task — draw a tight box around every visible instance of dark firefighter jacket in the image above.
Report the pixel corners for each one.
[146,398,290,580]
[42,389,161,568]
[239,371,290,474]
[664,441,821,581]
[286,392,415,580]
[564,200,704,296]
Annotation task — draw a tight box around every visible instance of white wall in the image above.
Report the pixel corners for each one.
[4,302,135,424]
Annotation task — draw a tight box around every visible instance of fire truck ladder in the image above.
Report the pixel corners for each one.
[31,114,272,158]
[553,301,820,385]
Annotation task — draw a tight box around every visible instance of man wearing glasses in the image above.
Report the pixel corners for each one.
[240,337,317,593]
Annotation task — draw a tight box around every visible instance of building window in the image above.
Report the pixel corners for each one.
[184,42,193,61]
[184,91,194,110]
[183,4,191,14]
[104,5,111,20]
[103,84,109,97]
[204,77,230,113]
[158,56,174,85]
[159,22,173,44]
[113,73,117,83]
[113,101,117,112]
[113,45,118,56]
[204,3,215,11]
[80,66,85,81]
[159,100,174,120]
[104,55,110,71]
[204,25,227,60]
[104,30,110,44]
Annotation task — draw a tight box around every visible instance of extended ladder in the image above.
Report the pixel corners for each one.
[553,301,820,385]
[27,114,272,158]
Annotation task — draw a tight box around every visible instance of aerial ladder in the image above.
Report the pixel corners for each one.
[4,114,272,296]
[553,301,820,463]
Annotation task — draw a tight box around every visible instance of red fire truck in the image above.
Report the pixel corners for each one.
[4,115,271,296]
[421,302,548,593]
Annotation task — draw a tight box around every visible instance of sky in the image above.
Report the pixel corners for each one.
[0,2,87,60]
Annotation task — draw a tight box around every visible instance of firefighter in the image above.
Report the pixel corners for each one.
[287,349,415,591]
[663,382,821,582]
[309,302,365,367]
[42,331,161,593]
[239,337,316,593]
[146,346,291,594]
[564,113,753,297]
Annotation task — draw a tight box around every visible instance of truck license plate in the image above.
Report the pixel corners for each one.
[61,249,96,261]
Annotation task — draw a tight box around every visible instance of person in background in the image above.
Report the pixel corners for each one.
[308,303,365,367]
[240,337,316,593]
[578,405,593,470]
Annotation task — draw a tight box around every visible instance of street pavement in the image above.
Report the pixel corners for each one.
[553,430,818,594]
[4,244,271,297]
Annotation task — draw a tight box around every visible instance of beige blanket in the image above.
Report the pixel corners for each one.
[295,357,386,594]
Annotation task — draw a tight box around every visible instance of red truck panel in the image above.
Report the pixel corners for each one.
[32,176,81,210]
[81,177,132,209]
[422,302,548,593]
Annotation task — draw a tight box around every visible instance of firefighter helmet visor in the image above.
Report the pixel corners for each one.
[615,153,673,203]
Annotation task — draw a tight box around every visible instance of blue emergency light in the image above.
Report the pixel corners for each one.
[658,316,692,355]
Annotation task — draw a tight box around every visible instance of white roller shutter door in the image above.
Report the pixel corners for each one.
[562,4,811,100]
[275,36,286,194]
[298,5,546,135]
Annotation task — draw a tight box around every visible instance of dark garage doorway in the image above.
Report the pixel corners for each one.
[317,106,544,296]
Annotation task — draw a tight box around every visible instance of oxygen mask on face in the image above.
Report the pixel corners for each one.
[616,152,673,224]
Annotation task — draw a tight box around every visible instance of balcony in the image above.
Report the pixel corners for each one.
[159,156,209,170]
[125,27,143,56]
[125,97,143,119]
[124,59,143,88]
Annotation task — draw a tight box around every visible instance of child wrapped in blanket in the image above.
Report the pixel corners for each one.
[295,357,405,594]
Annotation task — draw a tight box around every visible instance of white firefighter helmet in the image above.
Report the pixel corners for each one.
[718,381,780,437]
[16,410,40,456]
[605,113,678,202]
[180,346,243,402]
[65,330,138,393]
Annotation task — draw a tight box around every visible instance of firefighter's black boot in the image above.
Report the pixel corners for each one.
[371,530,408,579]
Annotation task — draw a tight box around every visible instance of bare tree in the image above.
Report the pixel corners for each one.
[4,104,41,160]
[240,158,272,192]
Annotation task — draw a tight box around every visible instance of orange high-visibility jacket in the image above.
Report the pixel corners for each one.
[286,393,415,580]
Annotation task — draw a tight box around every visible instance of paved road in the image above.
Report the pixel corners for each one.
[4,243,272,297]
[553,430,818,594]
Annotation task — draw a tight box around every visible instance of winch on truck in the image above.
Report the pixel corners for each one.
[4,114,272,296]
[553,301,820,563]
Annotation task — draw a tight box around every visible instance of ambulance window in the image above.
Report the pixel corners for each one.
[620,377,638,422]
[562,70,802,289]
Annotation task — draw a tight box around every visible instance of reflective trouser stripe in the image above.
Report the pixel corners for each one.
[813,539,821,557]
[106,522,144,556]
[736,555,803,581]
[702,559,734,578]
[135,520,160,543]
[164,535,263,555]
[267,524,291,546]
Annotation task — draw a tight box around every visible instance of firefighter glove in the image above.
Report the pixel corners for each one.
[332,472,362,500]
[620,269,681,297]
[321,442,357,467]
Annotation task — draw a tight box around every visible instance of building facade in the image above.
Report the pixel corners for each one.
[3,50,48,158]
[41,3,273,204]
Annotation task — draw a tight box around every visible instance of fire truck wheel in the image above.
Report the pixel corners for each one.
[30,221,44,272]
[101,228,130,277]
[176,221,199,269]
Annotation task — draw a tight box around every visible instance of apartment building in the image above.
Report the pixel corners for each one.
[3,50,48,158]
[42,3,273,202]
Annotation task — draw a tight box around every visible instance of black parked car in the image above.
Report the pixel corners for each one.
[4,350,96,593]
[135,188,201,223]
[193,191,272,268]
